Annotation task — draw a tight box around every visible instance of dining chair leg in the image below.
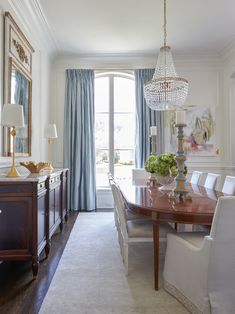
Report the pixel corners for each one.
[152,212,159,290]
[124,242,129,275]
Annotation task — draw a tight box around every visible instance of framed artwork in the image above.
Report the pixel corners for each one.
[165,106,216,156]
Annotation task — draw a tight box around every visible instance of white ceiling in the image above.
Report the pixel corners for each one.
[39,0,235,56]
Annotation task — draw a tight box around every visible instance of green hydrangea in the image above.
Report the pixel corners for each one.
[145,152,187,177]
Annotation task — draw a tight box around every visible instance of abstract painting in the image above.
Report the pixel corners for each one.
[165,106,216,156]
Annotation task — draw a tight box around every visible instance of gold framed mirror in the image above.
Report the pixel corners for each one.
[3,12,34,157]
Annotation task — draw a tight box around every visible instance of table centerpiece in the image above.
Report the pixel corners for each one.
[145,152,187,189]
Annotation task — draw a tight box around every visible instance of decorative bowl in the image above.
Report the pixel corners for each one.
[20,161,50,173]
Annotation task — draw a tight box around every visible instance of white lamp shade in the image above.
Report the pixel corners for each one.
[1,104,25,127]
[45,124,58,139]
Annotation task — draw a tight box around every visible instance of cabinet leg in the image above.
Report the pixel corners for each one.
[60,220,64,232]
[45,241,51,257]
[32,256,39,278]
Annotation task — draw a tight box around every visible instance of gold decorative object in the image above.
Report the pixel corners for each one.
[12,39,29,64]
[20,162,50,173]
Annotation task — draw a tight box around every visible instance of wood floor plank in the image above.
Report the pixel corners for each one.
[0,211,78,314]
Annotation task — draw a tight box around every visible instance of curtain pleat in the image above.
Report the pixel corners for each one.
[134,69,165,168]
[63,69,97,211]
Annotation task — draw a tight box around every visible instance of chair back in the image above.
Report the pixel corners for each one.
[204,173,220,189]
[190,171,203,185]
[221,176,235,195]
[132,168,149,180]
[208,196,235,313]
[109,181,128,239]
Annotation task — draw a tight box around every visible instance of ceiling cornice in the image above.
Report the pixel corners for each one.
[220,38,235,62]
[8,0,58,56]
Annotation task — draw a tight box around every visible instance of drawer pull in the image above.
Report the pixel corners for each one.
[0,209,2,214]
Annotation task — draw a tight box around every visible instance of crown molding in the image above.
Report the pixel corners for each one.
[220,39,235,63]
[8,0,58,56]
[53,52,222,72]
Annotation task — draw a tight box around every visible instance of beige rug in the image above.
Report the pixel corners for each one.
[39,213,188,314]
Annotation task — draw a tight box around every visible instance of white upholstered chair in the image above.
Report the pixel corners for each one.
[163,196,235,314]
[204,173,221,190]
[110,180,175,274]
[190,171,203,185]
[193,174,220,233]
[221,176,235,195]
[132,168,149,180]
[108,173,149,227]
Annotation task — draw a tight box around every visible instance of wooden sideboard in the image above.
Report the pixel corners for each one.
[0,168,69,277]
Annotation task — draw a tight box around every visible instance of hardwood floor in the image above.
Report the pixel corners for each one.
[0,211,78,314]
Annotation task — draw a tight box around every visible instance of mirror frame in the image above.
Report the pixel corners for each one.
[7,57,32,156]
[3,12,34,157]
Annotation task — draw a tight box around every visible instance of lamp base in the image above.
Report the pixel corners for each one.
[6,166,21,177]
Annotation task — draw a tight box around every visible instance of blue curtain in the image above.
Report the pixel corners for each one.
[63,69,97,211]
[134,69,165,168]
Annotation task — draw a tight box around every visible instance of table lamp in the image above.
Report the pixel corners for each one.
[1,104,25,177]
[44,124,58,171]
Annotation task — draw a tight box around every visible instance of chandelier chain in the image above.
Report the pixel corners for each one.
[164,0,167,47]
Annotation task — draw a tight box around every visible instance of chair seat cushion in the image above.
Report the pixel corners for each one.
[175,232,207,248]
[127,219,175,238]
[124,208,150,220]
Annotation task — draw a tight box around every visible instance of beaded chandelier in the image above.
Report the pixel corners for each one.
[144,0,189,111]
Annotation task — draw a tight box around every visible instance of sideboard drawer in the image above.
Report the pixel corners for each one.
[49,175,61,186]
[0,183,33,196]
[37,181,46,192]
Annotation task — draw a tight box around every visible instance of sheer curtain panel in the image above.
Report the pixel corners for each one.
[64,69,97,211]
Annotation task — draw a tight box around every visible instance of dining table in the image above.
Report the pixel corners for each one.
[119,179,225,290]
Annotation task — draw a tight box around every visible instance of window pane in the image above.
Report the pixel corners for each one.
[95,113,109,149]
[96,149,109,187]
[95,77,109,113]
[114,113,135,149]
[95,112,109,187]
[95,74,135,188]
[114,149,134,181]
[114,77,134,113]
[114,165,133,182]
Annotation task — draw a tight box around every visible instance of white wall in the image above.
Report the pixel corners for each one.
[222,45,235,168]
[51,54,229,172]
[0,0,52,170]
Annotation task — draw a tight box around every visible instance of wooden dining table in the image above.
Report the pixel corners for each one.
[119,179,224,290]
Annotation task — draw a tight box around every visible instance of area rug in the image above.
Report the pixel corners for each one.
[39,213,188,314]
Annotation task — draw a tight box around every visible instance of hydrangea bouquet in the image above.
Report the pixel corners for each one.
[145,152,187,179]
